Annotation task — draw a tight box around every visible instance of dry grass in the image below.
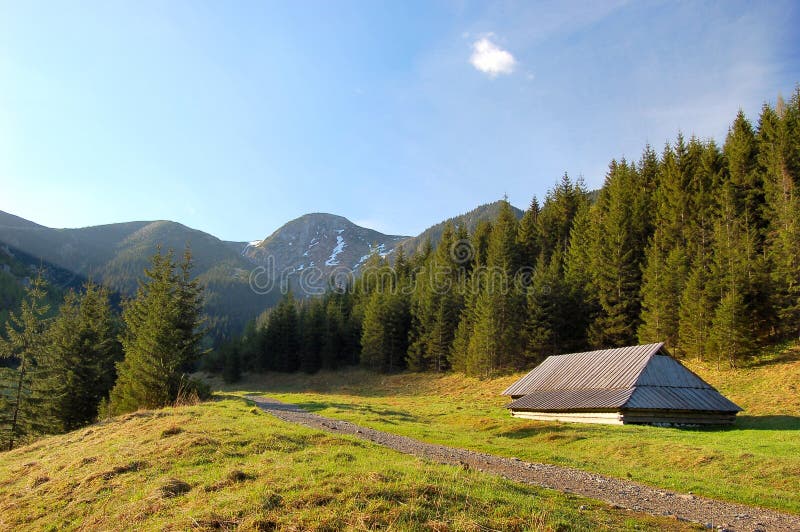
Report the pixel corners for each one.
[0,398,690,531]
[226,342,800,514]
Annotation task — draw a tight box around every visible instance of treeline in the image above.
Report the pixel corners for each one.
[217,89,800,378]
[0,248,207,450]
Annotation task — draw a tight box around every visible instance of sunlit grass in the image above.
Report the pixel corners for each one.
[0,398,689,531]
[223,342,800,514]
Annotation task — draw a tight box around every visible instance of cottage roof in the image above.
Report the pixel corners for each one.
[503,343,742,413]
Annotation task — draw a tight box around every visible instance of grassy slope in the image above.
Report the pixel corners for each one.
[0,399,688,531]
[224,343,800,515]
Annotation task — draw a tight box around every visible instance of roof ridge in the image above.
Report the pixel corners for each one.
[628,342,666,385]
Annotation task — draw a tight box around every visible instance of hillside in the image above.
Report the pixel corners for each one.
[0,399,685,531]
[0,242,86,326]
[0,212,279,337]
[397,200,524,254]
[222,343,800,514]
[242,213,408,281]
[0,202,523,336]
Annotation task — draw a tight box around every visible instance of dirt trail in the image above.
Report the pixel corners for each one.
[248,395,799,531]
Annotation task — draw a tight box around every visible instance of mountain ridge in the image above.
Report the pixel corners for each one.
[0,201,523,337]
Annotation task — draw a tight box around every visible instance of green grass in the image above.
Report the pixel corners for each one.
[219,344,800,515]
[0,398,689,531]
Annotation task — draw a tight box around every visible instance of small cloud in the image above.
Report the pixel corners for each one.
[526,72,535,81]
[470,37,516,77]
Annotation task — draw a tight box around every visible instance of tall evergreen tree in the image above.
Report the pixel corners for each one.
[108,248,206,415]
[524,252,569,361]
[759,98,800,338]
[465,200,525,374]
[707,183,758,366]
[678,258,715,359]
[516,196,542,267]
[0,276,56,450]
[48,282,121,431]
[589,160,653,347]
[408,223,462,371]
[537,174,588,262]
[360,289,410,373]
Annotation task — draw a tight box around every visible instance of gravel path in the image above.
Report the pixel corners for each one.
[248,395,800,531]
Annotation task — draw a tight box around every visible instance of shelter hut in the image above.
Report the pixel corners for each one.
[502,343,741,425]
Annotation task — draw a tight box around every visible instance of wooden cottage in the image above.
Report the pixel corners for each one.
[502,343,742,425]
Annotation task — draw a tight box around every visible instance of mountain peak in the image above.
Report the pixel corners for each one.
[241,213,408,277]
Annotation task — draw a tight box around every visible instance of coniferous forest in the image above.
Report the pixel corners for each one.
[2,89,799,447]
[214,90,800,379]
[0,248,208,450]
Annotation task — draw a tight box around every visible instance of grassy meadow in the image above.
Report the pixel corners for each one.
[0,398,691,531]
[222,343,800,515]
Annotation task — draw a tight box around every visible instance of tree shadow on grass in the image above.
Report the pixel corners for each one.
[733,415,800,430]
[494,424,578,439]
[667,415,800,432]
[291,401,420,423]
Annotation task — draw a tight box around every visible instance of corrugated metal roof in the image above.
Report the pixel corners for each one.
[501,343,664,396]
[503,343,742,415]
[625,386,742,412]
[635,355,711,389]
[506,388,635,411]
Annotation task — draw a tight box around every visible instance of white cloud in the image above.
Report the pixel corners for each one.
[470,37,516,77]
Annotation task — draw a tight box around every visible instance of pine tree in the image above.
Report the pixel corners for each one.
[524,252,569,361]
[272,291,300,372]
[108,248,206,415]
[299,299,325,374]
[678,259,714,359]
[360,290,410,373]
[538,174,588,262]
[465,200,525,374]
[589,160,653,347]
[638,241,688,347]
[707,183,758,366]
[48,282,121,431]
[709,290,753,369]
[516,196,541,267]
[725,110,765,236]
[0,275,56,450]
[562,202,596,351]
[408,223,464,372]
[760,97,800,338]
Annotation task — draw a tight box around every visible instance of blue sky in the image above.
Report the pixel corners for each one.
[1,1,798,241]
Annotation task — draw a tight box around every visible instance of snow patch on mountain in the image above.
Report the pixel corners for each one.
[325,235,346,266]
[354,242,394,269]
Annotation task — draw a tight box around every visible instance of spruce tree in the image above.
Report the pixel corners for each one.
[524,252,569,361]
[678,259,715,359]
[589,160,653,347]
[299,299,325,374]
[108,248,205,414]
[465,200,525,374]
[48,282,121,431]
[638,240,688,347]
[537,174,588,262]
[707,183,758,366]
[516,196,541,267]
[360,289,410,373]
[0,276,56,450]
[760,98,800,338]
